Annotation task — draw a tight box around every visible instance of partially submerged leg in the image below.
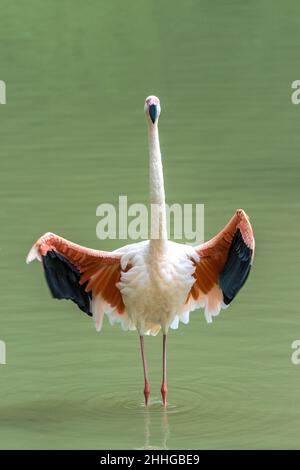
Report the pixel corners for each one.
[161,334,168,407]
[140,335,150,406]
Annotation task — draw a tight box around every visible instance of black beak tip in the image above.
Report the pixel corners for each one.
[149,104,157,124]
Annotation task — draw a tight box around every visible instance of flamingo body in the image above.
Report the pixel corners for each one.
[27,210,254,335]
[116,240,197,335]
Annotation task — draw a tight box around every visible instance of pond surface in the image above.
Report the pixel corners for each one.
[0,0,299,449]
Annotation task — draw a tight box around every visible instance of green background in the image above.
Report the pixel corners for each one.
[0,0,299,449]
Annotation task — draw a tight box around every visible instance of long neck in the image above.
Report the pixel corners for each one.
[148,122,167,256]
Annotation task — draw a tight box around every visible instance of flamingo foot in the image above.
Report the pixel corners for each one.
[161,383,168,407]
[144,382,150,407]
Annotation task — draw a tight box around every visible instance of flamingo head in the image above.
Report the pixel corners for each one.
[144,95,161,125]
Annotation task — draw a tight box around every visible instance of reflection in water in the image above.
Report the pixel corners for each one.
[139,407,170,450]
[161,409,170,450]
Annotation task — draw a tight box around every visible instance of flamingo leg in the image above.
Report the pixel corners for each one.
[140,335,150,407]
[161,334,168,407]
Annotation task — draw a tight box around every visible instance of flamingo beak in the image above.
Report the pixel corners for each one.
[149,104,157,124]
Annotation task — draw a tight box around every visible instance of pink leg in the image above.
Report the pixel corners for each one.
[161,334,168,407]
[140,336,150,407]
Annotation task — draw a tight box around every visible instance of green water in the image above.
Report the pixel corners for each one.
[1,0,300,449]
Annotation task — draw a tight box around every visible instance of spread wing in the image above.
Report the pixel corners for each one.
[187,209,255,322]
[26,232,126,330]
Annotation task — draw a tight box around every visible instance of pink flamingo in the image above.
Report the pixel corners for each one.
[27,96,255,407]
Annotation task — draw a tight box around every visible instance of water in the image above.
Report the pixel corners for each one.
[0,0,300,449]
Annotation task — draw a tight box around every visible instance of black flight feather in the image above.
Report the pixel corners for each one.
[42,250,92,316]
[219,229,252,305]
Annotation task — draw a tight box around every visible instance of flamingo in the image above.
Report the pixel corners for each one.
[26,95,255,407]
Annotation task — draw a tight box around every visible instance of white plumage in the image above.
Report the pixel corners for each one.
[113,240,198,335]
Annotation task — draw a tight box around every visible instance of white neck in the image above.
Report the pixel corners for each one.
[148,122,167,256]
